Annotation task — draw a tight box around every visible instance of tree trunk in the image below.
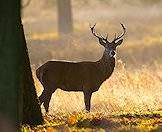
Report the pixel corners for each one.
[0,0,22,130]
[0,0,43,130]
[21,24,43,125]
[57,0,73,35]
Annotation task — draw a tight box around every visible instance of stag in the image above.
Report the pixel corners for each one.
[36,24,126,112]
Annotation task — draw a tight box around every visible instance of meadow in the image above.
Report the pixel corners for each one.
[22,0,162,131]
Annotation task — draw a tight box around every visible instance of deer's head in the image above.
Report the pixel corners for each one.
[90,23,126,58]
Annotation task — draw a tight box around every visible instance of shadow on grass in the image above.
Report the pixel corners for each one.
[75,117,121,129]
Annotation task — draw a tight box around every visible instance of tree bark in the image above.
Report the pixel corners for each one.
[0,0,43,130]
[57,0,73,35]
[21,24,43,125]
[0,0,22,130]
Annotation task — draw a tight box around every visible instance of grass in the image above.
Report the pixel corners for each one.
[22,111,162,131]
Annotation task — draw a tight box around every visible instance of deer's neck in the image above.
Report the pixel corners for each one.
[98,54,115,79]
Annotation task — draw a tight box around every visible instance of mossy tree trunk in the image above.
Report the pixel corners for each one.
[0,0,43,130]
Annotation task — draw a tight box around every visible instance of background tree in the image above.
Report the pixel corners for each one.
[57,0,73,35]
[0,0,43,130]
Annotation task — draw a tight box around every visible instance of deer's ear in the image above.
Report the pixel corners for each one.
[115,39,123,46]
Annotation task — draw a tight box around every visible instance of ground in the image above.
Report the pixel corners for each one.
[22,111,162,131]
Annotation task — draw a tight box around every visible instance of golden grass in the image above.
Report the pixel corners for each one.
[22,111,162,131]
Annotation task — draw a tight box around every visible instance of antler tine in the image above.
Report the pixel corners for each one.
[113,23,126,42]
[104,33,108,41]
[90,23,96,30]
[106,33,108,40]
[90,24,106,40]
[101,33,110,43]
[114,33,116,40]
[90,23,111,44]
[90,23,101,39]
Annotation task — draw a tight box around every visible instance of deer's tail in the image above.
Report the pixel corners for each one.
[36,66,45,86]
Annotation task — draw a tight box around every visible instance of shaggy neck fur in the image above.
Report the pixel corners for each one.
[98,52,115,80]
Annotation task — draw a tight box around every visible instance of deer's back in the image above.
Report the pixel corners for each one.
[36,60,114,92]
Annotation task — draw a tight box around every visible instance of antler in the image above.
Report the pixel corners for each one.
[90,24,110,43]
[112,23,126,42]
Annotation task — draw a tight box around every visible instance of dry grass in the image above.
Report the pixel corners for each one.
[22,111,162,131]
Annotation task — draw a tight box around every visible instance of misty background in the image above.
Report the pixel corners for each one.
[22,0,162,67]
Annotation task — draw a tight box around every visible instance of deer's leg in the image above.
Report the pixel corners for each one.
[43,91,53,113]
[39,84,56,113]
[83,91,92,112]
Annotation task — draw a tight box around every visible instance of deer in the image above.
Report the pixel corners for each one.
[36,23,126,113]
